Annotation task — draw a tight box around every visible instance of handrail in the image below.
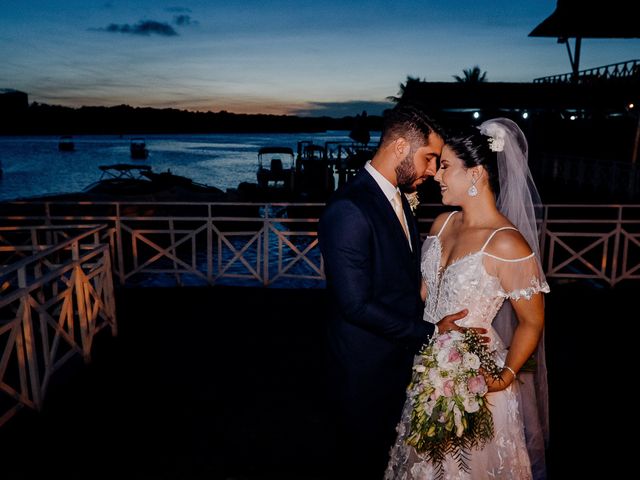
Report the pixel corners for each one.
[0,224,106,275]
[1,202,639,287]
[1,224,117,427]
[533,59,640,84]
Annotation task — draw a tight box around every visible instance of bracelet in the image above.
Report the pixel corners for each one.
[503,365,517,378]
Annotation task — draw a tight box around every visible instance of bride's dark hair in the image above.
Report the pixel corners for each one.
[446,131,500,196]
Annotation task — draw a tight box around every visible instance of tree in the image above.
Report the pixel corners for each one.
[453,66,488,83]
[387,75,424,102]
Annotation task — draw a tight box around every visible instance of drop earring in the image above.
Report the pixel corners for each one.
[467,176,479,197]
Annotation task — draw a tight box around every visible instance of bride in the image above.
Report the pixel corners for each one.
[385,118,549,479]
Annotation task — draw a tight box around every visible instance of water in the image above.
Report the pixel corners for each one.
[0,131,379,202]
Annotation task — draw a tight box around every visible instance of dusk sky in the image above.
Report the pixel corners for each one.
[2,0,639,116]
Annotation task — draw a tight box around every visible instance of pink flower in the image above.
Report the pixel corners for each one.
[448,348,462,363]
[436,332,452,347]
[443,379,454,397]
[467,375,487,395]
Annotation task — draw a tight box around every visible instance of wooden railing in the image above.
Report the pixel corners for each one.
[0,202,325,287]
[539,205,640,286]
[0,225,117,426]
[0,202,638,288]
[533,59,640,84]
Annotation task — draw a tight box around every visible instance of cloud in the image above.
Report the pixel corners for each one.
[173,14,197,26]
[102,20,178,36]
[292,100,393,117]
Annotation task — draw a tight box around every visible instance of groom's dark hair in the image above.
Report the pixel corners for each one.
[380,103,444,147]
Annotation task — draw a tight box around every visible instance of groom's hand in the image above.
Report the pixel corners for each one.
[436,309,490,343]
[436,309,467,334]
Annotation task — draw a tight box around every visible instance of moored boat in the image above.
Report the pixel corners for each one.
[58,135,75,152]
[130,138,149,159]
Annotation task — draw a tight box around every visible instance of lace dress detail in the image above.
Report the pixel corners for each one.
[385,213,549,480]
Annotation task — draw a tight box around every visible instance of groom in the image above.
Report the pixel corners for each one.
[319,104,469,478]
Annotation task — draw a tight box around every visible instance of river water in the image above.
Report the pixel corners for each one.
[0,131,380,202]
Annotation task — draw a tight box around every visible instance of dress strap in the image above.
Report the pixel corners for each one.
[480,226,518,252]
[436,211,459,238]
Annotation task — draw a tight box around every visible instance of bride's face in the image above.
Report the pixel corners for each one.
[434,146,472,205]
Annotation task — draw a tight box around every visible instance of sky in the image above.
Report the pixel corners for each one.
[1,0,639,116]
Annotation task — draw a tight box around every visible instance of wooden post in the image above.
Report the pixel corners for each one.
[18,267,42,409]
[573,37,582,79]
[263,204,270,286]
[632,113,640,166]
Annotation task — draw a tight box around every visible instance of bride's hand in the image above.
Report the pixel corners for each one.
[483,368,516,393]
[436,310,489,343]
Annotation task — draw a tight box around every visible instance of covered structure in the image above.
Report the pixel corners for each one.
[529,0,640,164]
[529,0,640,79]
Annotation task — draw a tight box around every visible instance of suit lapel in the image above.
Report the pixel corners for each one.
[401,194,420,256]
[358,171,414,258]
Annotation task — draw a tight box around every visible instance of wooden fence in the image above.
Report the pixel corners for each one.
[1,201,639,287]
[0,224,117,426]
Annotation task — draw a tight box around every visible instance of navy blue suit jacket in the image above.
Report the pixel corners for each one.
[318,168,435,459]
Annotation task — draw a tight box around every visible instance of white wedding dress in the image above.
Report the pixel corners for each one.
[385,212,549,480]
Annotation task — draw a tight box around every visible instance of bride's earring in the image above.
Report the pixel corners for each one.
[467,176,479,197]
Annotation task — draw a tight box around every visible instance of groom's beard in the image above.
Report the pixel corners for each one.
[396,147,418,193]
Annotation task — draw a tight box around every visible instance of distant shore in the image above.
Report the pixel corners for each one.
[0,102,383,136]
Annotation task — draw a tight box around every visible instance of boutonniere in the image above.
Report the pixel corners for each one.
[405,191,420,215]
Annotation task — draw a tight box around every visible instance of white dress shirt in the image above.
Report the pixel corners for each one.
[364,161,412,250]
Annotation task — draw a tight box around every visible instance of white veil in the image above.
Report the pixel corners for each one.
[479,118,549,480]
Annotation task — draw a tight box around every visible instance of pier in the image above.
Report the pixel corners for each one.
[0,283,631,478]
[1,201,637,478]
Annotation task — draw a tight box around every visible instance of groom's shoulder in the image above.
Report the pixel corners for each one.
[326,172,369,206]
[321,177,369,224]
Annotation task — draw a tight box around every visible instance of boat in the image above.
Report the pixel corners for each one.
[294,142,336,200]
[79,164,225,200]
[231,140,373,202]
[256,146,295,190]
[130,138,149,159]
[58,135,75,152]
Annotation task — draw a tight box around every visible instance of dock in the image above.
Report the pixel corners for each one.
[0,282,629,478]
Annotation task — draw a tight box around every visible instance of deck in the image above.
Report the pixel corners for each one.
[0,282,628,479]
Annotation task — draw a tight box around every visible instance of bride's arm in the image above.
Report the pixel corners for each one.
[486,295,544,392]
[483,230,546,393]
[420,279,427,302]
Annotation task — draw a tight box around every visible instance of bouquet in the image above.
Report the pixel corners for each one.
[406,329,501,475]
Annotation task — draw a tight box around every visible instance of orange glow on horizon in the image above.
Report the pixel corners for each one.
[30,93,316,116]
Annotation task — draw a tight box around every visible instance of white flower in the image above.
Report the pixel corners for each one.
[463,395,480,413]
[422,397,435,416]
[454,405,464,437]
[463,352,480,370]
[482,122,506,152]
[488,136,505,152]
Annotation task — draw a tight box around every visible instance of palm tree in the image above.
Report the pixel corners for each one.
[453,66,488,83]
[387,75,423,102]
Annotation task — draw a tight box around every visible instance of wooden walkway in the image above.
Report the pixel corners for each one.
[0,283,629,479]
